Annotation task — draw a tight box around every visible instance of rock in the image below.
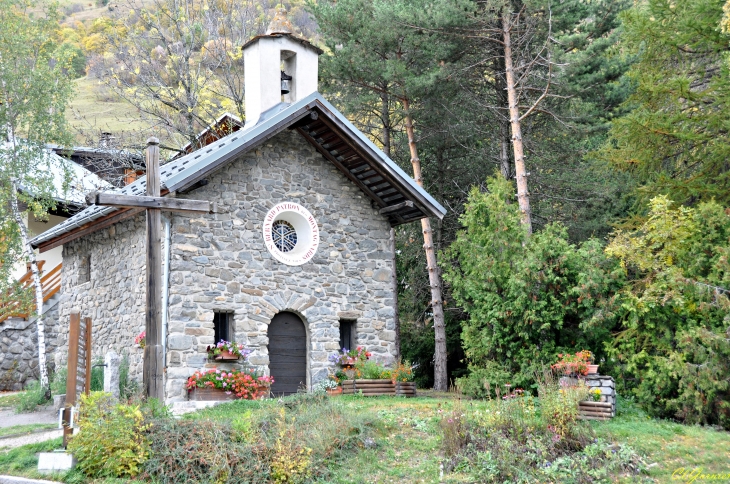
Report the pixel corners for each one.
[104,350,121,399]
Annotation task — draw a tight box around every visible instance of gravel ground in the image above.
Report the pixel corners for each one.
[0,475,62,483]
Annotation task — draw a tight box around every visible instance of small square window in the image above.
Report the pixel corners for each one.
[214,311,233,343]
[339,320,356,351]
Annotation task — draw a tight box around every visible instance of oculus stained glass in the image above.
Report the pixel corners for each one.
[272,220,297,252]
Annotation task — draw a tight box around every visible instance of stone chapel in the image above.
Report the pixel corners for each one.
[30,11,445,401]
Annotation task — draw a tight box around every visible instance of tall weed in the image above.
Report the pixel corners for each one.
[439,372,640,481]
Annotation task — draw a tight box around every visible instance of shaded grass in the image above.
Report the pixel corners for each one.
[0,436,62,471]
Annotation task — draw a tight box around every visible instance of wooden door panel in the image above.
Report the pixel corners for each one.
[268,312,306,396]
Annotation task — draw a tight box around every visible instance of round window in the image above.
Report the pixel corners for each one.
[262,202,319,266]
[271,220,297,253]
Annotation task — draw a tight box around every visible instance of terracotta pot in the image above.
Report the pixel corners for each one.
[255,384,271,399]
[586,364,599,375]
[341,363,356,379]
[214,349,240,361]
[326,387,343,396]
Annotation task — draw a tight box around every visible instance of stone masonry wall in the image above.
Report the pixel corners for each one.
[59,215,147,388]
[58,128,397,402]
[0,298,64,391]
[165,129,397,401]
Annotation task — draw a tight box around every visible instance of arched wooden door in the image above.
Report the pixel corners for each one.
[267,312,306,396]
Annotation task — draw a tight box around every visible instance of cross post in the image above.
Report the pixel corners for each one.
[144,137,164,401]
[88,137,214,400]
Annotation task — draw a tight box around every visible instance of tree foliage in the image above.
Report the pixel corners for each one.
[602,197,730,428]
[0,0,75,395]
[442,175,623,396]
[596,0,730,206]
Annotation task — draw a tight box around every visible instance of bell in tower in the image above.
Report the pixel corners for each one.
[241,8,323,127]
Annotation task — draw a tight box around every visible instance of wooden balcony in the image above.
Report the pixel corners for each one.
[0,260,62,323]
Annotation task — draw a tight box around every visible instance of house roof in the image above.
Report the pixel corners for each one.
[178,112,244,156]
[30,92,446,252]
[15,149,111,209]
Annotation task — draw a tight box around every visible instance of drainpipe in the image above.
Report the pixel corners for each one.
[162,215,172,368]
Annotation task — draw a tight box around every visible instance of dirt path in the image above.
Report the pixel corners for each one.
[0,400,62,451]
[0,430,63,451]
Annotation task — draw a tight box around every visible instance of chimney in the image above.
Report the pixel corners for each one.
[242,8,323,127]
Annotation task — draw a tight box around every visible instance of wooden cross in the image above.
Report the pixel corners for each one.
[88,138,215,400]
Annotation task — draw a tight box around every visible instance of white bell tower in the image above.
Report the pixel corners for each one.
[242,8,323,127]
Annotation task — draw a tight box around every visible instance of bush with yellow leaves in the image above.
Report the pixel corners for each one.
[67,392,150,478]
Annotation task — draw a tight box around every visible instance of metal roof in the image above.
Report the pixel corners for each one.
[30,92,446,251]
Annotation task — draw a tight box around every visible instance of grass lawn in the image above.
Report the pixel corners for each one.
[594,400,730,482]
[0,391,727,483]
[0,393,22,408]
[0,424,58,439]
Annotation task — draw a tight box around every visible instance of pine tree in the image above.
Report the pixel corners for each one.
[311,0,462,390]
[597,0,730,206]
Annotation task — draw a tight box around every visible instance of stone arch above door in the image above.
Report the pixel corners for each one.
[267,311,307,396]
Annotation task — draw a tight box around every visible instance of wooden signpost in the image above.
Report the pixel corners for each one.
[88,138,214,400]
[63,310,92,447]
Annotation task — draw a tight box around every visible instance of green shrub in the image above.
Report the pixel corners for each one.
[444,175,622,393]
[151,394,373,483]
[354,360,391,379]
[15,379,48,413]
[90,358,104,392]
[118,351,139,400]
[50,368,66,396]
[67,392,150,478]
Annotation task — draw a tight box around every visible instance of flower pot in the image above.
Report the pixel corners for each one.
[214,350,240,361]
[255,383,271,399]
[326,387,343,396]
[586,364,599,375]
[189,387,238,401]
[341,363,356,379]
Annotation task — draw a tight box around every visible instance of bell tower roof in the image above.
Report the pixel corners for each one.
[266,6,295,35]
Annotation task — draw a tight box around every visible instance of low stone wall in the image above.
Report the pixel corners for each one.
[0,296,64,391]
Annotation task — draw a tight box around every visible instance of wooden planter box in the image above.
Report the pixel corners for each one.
[395,381,417,397]
[189,387,238,401]
[342,379,395,396]
[578,401,613,421]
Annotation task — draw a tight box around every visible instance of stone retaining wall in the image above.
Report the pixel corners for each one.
[0,296,64,391]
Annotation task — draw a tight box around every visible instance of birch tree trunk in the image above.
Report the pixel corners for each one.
[502,9,533,233]
[9,179,50,399]
[402,98,448,392]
